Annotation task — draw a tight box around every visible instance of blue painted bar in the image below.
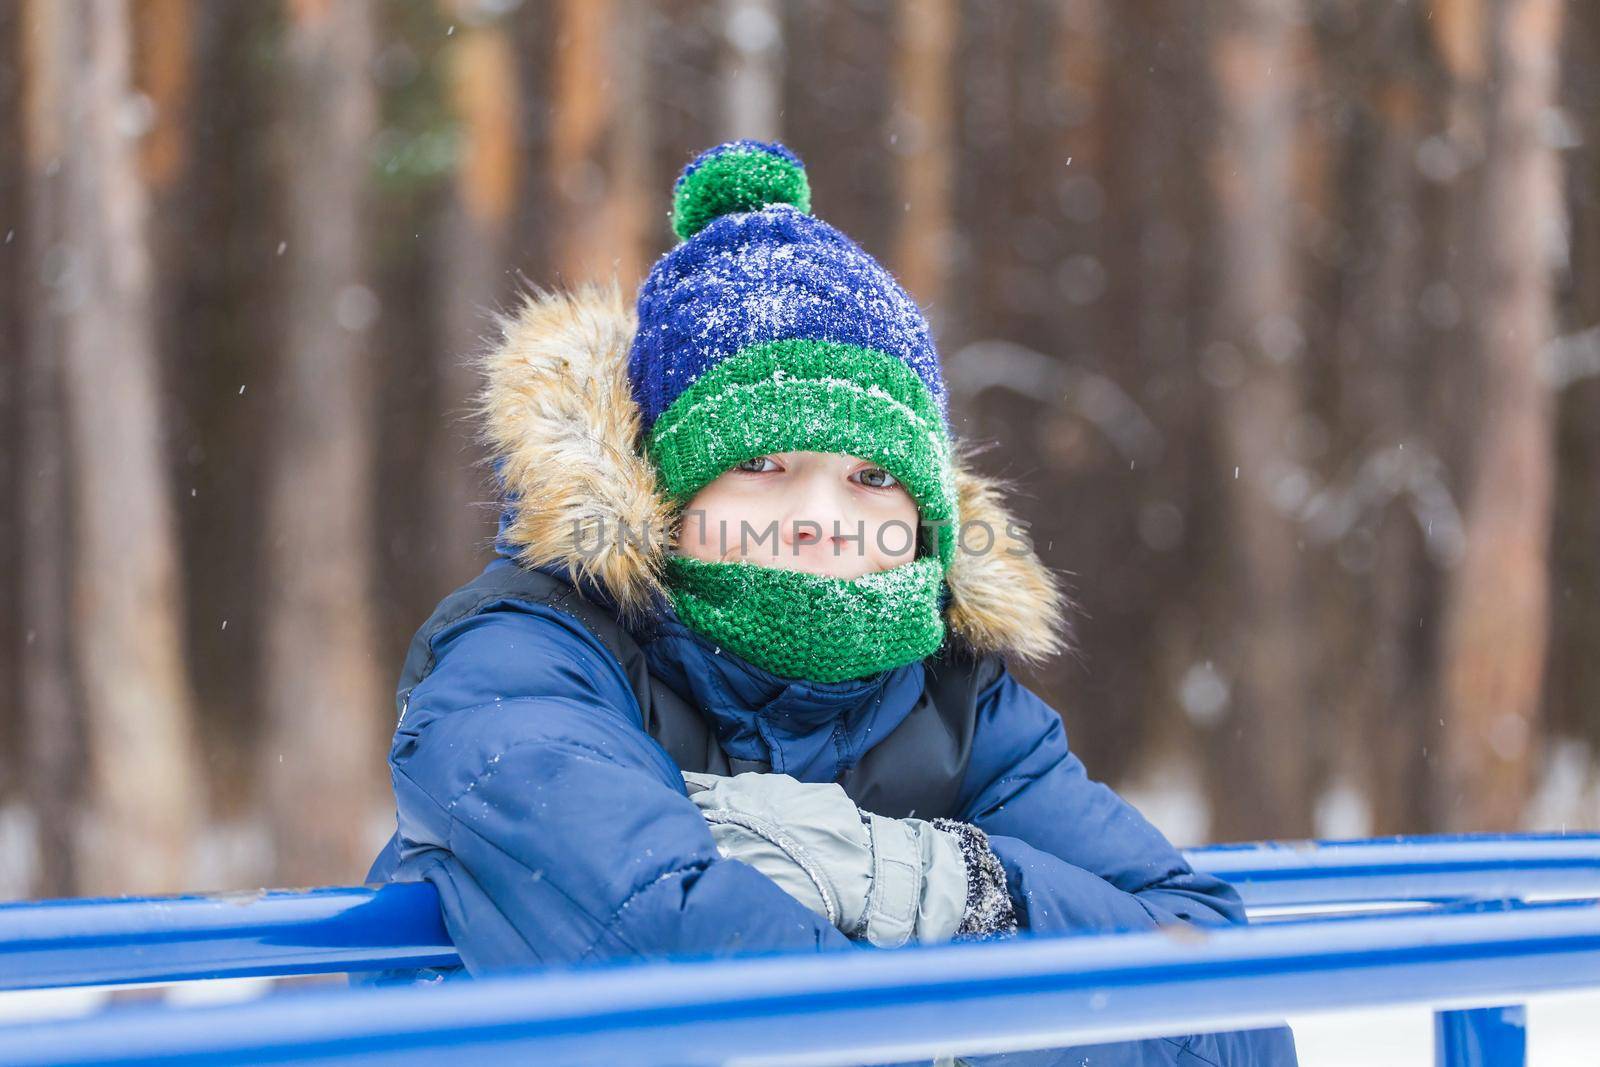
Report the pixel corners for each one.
[3,900,1600,1066]
[1435,1004,1527,1067]
[1195,834,1600,907]
[0,882,455,990]
[4,834,1600,992]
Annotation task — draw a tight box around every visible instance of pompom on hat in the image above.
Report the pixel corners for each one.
[627,139,961,682]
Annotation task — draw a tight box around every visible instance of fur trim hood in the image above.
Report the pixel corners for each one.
[473,281,1072,669]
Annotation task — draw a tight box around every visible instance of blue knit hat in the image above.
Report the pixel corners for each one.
[628,139,958,572]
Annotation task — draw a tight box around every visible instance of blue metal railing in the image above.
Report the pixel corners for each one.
[1195,833,1600,908]
[5,833,1598,992]
[0,883,454,991]
[2,898,1598,1066]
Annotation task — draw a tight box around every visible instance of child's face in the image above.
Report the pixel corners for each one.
[678,451,920,579]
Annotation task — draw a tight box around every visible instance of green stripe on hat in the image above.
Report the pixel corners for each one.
[645,339,959,571]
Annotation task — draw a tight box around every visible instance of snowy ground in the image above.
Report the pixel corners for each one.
[2,979,1597,1064]
[1287,991,1600,1066]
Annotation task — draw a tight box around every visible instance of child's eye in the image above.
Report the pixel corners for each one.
[734,456,778,473]
[854,467,899,489]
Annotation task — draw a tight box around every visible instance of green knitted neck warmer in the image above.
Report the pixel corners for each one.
[663,553,947,683]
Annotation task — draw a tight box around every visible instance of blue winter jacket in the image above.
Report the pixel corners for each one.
[364,559,1297,1065]
[372,556,1249,956]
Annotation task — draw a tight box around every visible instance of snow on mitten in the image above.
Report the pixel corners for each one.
[930,819,1020,941]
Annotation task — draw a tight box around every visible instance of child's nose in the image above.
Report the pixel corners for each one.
[780,477,850,549]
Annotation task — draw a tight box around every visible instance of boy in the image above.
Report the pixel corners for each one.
[366,140,1297,1065]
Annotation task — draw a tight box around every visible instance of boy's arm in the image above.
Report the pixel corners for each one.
[955,669,1245,936]
[386,601,857,971]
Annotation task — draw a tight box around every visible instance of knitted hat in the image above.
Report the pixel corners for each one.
[631,139,959,682]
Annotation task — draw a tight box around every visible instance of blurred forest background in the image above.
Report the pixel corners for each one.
[2,0,1597,899]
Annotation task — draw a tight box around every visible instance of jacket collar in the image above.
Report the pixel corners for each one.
[637,602,928,782]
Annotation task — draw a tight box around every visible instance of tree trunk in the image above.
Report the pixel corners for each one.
[720,0,782,143]
[131,0,191,192]
[1544,0,1600,761]
[0,0,22,826]
[429,2,520,586]
[1434,0,1563,831]
[11,0,84,898]
[890,0,956,328]
[261,0,387,885]
[1200,0,1316,840]
[780,0,890,256]
[549,0,649,287]
[1314,4,1441,836]
[21,0,204,894]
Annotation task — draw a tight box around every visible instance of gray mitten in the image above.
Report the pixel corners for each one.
[682,770,968,947]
